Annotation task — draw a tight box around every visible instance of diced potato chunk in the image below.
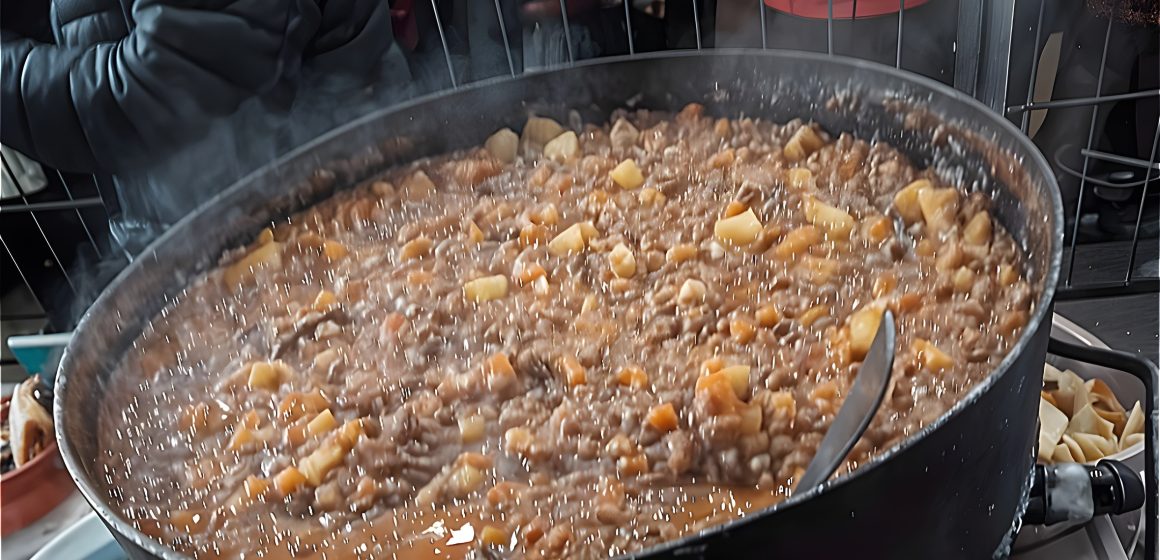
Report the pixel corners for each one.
[308,409,338,435]
[769,390,796,419]
[323,240,349,260]
[531,204,560,226]
[715,209,763,246]
[774,225,821,259]
[739,404,763,435]
[248,361,290,390]
[467,220,485,244]
[485,128,519,163]
[639,187,667,206]
[783,125,825,162]
[337,419,364,449]
[799,305,829,328]
[459,414,487,443]
[756,305,781,328]
[399,236,433,261]
[521,117,565,150]
[616,365,648,389]
[520,224,550,247]
[730,317,757,344]
[913,339,953,373]
[464,275,509,303]
[517,263,547,286]
[964,211,993,246]
[718,365,751,398]
[808,380,839,402]
[274,466,307,495]
[278,391,329,420]
[401,171,437,202]
[610,159,645,190]
[724,200,748,218]
[861,215,894,244]
[786,168,813,190]
[848,304,885,361]
[872,272,898,298]
[224,241,283,285]
[695,371,743,415]
[227,427,255,452]
[803,195,855,239]
[504,427,534,457]
[543,131,580,162]
[677,279,707,307]
[244,476,270,501]
[893,179,929,224]
[558,356,587,386]
[800,256,840,283]
[709,149,736,169]
[450,464,486,497]
[608,243,637,278]
[999,264,1019,286]
[548,223,586,256]
[646,403,679,432]
[578,221,599,241]
[702,356,725,375]
[917,186,960,234]
[300,442,346,486]
[666,243,698,264]
[481,525,509,548]
[953,266,975,293]
[616,454,649,476]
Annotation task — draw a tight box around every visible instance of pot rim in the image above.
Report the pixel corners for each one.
[53,48,1064,559]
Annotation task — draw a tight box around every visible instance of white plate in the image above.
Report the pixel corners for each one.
[30,513,125,560]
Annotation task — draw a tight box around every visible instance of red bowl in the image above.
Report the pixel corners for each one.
[0,396,75,536]
[765,0,928,19]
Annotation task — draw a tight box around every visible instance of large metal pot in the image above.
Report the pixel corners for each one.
[54,50,1063,559]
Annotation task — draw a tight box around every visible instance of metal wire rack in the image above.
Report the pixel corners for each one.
[1,0,1157,358]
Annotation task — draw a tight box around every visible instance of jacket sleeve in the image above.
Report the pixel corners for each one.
[1,0,320,174]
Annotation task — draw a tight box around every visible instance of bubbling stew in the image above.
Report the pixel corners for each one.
[99,104,1035,559]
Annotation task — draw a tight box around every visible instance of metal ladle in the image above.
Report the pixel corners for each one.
[796,310,896,491]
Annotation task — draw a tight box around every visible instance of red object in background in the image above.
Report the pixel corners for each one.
[0,396,75,537]
[391,0,418,51]
[766,0,928,19]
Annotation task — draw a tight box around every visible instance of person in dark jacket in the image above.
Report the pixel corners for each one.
[1,0,410,253]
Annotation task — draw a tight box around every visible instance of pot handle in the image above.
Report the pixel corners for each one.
[1033,337,1158,560]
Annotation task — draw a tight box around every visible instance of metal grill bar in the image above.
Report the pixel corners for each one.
[624,0,635,55]
[1125,122,1160,282]
[1065,0,1119,287]
[558,0,575,63]
[1020,0,1047,134]
[1007,89,1160,114]
[0,198,104,214]
[493,0,517,76]
[0,154,77,296]
[1081,149,1160,171]
[827,0,834,55]
[895,0,903,68]
[53,171,102,259]
[758,0,767,50]
[692,0,702,50]
[429,0,457,87]
[0,235,41,320]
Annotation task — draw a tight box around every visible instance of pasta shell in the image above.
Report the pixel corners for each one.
[1068,404,1116,440]
[1038,398,1069,461]
[1122,402,1144,442]
[1070,432,1116,462]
